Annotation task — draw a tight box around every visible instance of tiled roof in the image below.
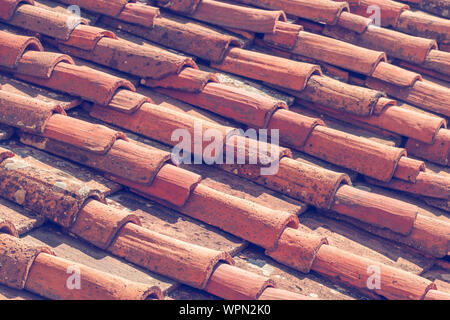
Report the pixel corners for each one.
[0,0,449,300]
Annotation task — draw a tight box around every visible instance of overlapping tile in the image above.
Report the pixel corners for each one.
[0,145,310,300]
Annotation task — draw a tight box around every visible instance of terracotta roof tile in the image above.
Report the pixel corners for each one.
[311,244,436,300]
[3,103,443,298]
[69,199,141,250]
[409,0,450,18]
[406,129,450,165]
[0,148,298,299]
[157,0,287,33]
[211,47,321,91]
[144,67,218,93]
[242,0,448,82]
[109,222,233,289]
[57,0,132,18]
[155,82,288,128]
[57,26,196,79]
[101,13,243,63]
[0,0,33,21]
[1,228,164,300]
[0,73,82,110]
[16,62,135,105]
[204,263,275,300]
[0,151,104,227]
[0,30,42,70]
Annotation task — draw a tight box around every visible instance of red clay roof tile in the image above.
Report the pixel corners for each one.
[0,0,33,20]
[233,0,350,25]
[348,0,409,27]
[109,222,233,289]
[268,27,387,76]
[0,73,82,110]
[59,31,197,79]
[58,24,117,51]
[0,233,55,290]
[335,11,372,33]
[213,47,321,91]
[235,157,351,209]
[21,132,171,185]
[204,263,274,300]
[107,89,152,113]
[258,287,314,300]
[298,101,446,145]
[111,164,202,207]
[422,50,450,77]
[264,21,303,50]
[371,61,422,87]
[267,109,324,149]
[397,10,450,42]
[367,170,450,199]
[352,212,450,257]
[266,227,328,273]
[16,51,74,79]
[323,23,438,64]
[16,62,135,106]
[331,184,418,234]
[289,75,384,116]
[156,82,288,128]
[406,129,450,166]
[311,244,436,300]
[144,67,218,93]
[90,101,236,153]
[0,30,42,70]
[195,0,285,32]
[180,183,299,251]
[157,0,201,14]
[6,4,84,40]
[0,1,449,300]
[0,89,64,134]
[117,2,160,28]
[424,289,450,300]
[365,76,450,117]
[56,0,131,17]
[301,125,406,182]
[393,157,426,183]
[413,0,450,18]
[43,113,126,153]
